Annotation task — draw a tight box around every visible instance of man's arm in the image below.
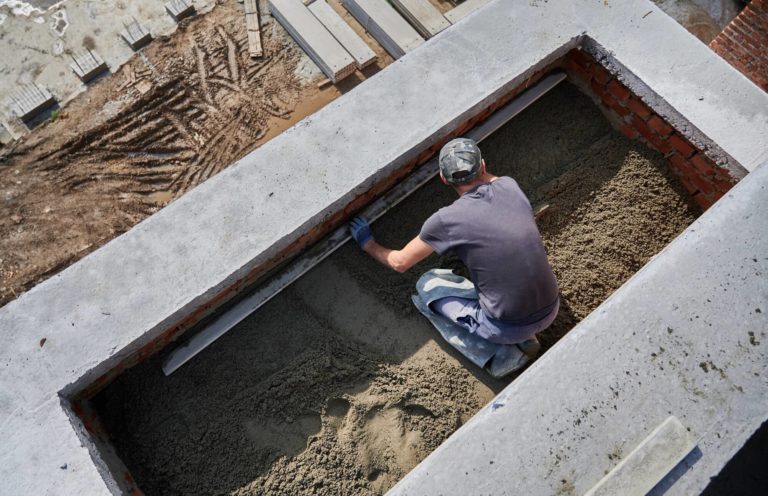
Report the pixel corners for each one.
[362,236,434,273]
[349,217,433,273]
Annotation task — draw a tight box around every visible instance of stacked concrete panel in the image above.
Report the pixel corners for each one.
[120,20,152,50]
[70,50,108,83]
[341,0,425,59]
[445,0,490,24]
[7,83,56,122]
[270,0,356,83]
[165,0,196,22]
[308,0,377,69]
[391,0,450,39]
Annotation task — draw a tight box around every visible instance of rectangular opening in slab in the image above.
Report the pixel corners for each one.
[77,71,718,495]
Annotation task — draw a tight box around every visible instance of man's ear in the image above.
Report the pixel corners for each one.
[480,159,486,175]
[439,171,448,185]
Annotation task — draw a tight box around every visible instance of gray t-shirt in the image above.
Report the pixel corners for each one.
[419,176,559,324]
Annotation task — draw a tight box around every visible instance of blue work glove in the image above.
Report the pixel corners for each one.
[350,216,374,248]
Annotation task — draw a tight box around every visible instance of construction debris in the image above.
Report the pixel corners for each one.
[341,0,425,59]
[391,0,450,39]
[244,0,264,58]
[308,0,377,69]
[270,0,356,83]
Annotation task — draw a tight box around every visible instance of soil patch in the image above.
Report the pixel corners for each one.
[0,0,389,307]
[93,82,701,495]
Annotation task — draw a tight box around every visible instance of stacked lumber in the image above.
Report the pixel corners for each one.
[269,0,356,83]
[341,0,424,59]
[444,0,490,24]
[390,0,450,39]
[244,0,264,58]
[308,0,376,69]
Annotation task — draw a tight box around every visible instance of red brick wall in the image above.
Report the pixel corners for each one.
[710,0,768,92]
[563,49,736,210]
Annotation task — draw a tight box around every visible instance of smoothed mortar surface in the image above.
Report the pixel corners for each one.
[94,83,701,495]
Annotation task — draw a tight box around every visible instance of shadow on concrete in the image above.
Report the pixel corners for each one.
[700,419,768,496]
[648,446,703,496]
[21,103,61,130]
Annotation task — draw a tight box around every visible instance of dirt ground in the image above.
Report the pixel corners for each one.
[93,83,701,496]
[0,0,392,307]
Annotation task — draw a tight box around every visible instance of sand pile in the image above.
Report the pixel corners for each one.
[94,83,700,495]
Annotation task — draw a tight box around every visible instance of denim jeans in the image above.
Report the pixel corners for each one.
[430,296,559,345]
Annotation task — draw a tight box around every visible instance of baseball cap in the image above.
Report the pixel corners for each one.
[439,138,482,185]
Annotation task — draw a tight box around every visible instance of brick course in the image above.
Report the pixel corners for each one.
[562,48,738,210]
[710,0,768,92]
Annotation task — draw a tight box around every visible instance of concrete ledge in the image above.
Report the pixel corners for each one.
[391,162,768,495]
[1,1,768,494]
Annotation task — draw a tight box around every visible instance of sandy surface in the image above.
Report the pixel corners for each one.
[93,83,701,495]
[0,0,390,307]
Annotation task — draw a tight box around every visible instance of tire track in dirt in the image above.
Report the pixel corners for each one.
[0,3,318,305]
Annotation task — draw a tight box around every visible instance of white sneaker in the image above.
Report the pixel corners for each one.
[486,338,541,378]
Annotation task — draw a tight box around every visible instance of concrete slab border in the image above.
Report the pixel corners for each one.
[2,1,768,494]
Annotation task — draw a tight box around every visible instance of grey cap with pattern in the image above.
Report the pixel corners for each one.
[439,138,482,185]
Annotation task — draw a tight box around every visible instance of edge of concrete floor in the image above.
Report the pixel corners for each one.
[1,0,768,494]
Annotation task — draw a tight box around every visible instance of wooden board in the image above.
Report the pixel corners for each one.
[308,0,377,69]
[244,0,263,58]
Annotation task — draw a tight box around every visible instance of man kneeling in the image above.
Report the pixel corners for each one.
[349,138,559,378]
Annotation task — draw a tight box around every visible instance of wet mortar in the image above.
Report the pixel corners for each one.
[92,82,701,495]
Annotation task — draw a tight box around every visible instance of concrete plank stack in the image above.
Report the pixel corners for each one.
[390,0,450,39]
[308,0,377,69]
[444,0,490,24]
[70,50,108,83]
[341,0,424,59]
[269,0,356,83]
[165,0,196,22]
[244,0,264,57]
[120,20,152,50]
[7,83,56,122]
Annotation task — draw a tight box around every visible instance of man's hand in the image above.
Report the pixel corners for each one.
[350,216,374,248]
[350,216,433,272]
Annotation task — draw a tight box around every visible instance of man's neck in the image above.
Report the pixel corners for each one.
[453,173,498,196]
